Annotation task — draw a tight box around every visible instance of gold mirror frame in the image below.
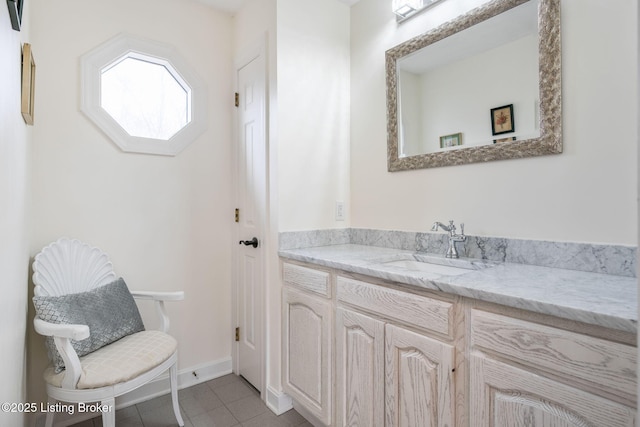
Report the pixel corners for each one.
[386,0,561,171]
[21,43,35,125]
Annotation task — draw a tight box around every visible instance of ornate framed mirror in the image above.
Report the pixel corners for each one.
[386,0,561,171]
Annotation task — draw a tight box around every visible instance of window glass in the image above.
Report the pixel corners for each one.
[101,56,190,140]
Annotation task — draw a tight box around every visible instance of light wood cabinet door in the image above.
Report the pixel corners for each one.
[385,324,455,427]
[471,310,637,402]
[470,355,636,427]
[336,308,385,427]
[283,288,332,425]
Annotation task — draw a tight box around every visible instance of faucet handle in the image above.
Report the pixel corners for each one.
[460,223,465,235]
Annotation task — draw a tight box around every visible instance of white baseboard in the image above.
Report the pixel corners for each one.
[115,357,232,409]
[31,357,232,427]
[265,386,293,415]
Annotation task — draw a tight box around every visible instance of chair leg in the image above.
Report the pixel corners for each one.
[170,362,184,426]
[44,397,56,427]
[101,397,115,427]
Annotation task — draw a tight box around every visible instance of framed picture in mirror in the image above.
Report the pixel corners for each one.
[440,133,462,148]
[491,104,514,135]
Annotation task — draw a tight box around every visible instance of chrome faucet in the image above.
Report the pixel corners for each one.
[431,220,466,258]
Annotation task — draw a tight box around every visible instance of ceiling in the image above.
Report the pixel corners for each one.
[196,0,360,15]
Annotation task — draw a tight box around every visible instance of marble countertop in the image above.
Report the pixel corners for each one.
[279,244,638,334]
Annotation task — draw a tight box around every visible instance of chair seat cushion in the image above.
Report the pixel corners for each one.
[44,330,177,389]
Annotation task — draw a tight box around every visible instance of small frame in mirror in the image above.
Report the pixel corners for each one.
[490,104,514,135]
[440,133,462,148]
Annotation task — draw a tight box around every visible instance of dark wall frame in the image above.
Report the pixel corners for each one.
[6,0,23,31]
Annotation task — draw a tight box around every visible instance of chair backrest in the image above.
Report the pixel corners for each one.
[33,238,117,297]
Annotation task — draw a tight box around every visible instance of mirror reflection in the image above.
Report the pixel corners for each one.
[398,0,539,156]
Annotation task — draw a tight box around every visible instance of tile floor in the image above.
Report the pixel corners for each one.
[72,374,311,427]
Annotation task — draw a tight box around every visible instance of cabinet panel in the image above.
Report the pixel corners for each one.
[283,288,332,424]
[336,308,385,427]
[337,276,452,337]
[385,324,455,427]
[470,355,636,427]
[283,262,331,297]
[471,310,637,400]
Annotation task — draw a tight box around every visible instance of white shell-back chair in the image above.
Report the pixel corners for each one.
[32,238,185,427]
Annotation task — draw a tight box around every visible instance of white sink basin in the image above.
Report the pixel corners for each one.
[375,254,494,277]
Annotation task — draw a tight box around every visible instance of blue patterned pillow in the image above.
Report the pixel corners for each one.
[33,278,145,373]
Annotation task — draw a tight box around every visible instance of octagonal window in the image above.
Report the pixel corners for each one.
[81,34,207,156]
[101,55,190,140]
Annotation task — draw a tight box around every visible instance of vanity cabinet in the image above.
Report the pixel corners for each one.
[282,263,333,425]
[281,260,637,427]
[470,310,637,427]
[335,276,456,427]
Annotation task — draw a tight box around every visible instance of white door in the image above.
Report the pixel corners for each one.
[235,50,266,392]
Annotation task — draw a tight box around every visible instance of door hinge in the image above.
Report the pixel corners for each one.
[235,327,240,342]
[235,208,239,223]
[234,92,239,107]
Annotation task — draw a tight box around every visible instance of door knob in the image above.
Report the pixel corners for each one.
[239,237,259,248]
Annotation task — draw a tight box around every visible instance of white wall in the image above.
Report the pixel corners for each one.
[28,0,233,405]
[0,2,32,426]
[277,0,351,231]
[351,0,638,245]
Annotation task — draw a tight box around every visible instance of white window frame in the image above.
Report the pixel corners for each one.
[81,33,207,156]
